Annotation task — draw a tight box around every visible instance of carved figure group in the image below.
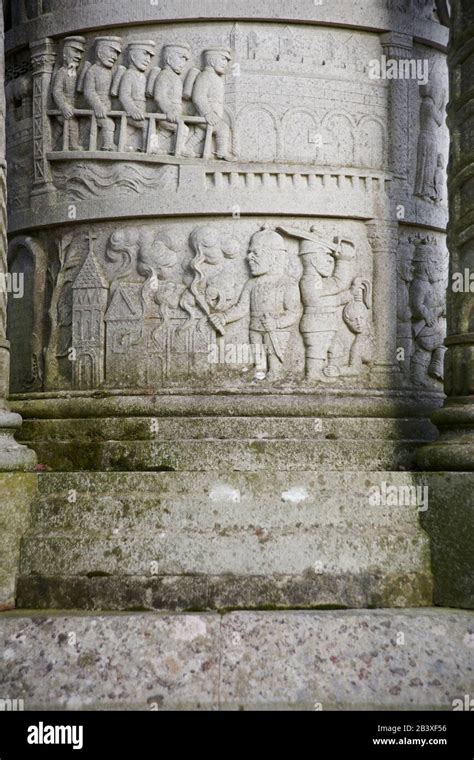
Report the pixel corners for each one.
[51,35,235,159]
[277,226,372,381]
[65,223,373,388]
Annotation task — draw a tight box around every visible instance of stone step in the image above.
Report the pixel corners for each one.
[0,609,472,710]
[23,438,425,471]
[17,471,433,610]
[20,416,437,441]
[18,415,436,471]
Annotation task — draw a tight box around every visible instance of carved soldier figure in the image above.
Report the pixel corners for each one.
[410,239,447,385]
[83,36,123,151]
[397,236,415,378]
[118,40,156,152]
[52,36,86,150]
[153,43,192,155]
[186,47,236,161]
[209,226,301,380]
[414,81,446,201]
[278,226,355,382]
[341,277,373,375]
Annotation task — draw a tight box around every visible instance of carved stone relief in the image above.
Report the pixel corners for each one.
[2,24,392,185]
[414,75,447,203]
[7,220,373,393]
[396,231,448,386]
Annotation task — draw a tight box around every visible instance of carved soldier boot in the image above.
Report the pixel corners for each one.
[411,355,431,386]
[182,131,203,158]
[428,346,446,382]
[305,358,326,381]
[215,135,236,162]
[102,128,116,151]
[69,121,81,151]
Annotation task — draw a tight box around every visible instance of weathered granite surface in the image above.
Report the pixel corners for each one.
[0,473,36,609]
[0,609,472,710]
[1,0,470,620]
[16,470,438,610]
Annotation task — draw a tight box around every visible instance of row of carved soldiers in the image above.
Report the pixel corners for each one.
[52,36,236,159]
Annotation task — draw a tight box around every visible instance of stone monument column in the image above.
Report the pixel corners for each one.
[418,0,474,471]
[1,1,452,611]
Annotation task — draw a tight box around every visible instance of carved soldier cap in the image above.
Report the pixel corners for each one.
[203,46,232,60]
[128,40,156,55]
[251,225,287,251]
[63,36,86,51]
[95,36,123,53]
[277,225,337,255]
[163,42,191,54]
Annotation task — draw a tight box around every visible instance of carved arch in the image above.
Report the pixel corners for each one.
[357,116,388,169]
[234,104,281,161]
[281,108,320,163]
[7,235,48,392]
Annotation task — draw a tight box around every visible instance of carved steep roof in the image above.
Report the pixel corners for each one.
[104,286,140,321]
[73,251,108,290]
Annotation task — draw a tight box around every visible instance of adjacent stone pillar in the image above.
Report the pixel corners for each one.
[0,1,36,471]
[0,0,37,611]
[367,220,400,381]
[418,0,474,470]
[380,33,413,180]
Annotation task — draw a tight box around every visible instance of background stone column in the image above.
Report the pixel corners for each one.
[418,0,474,470]
[0,0,37,612]
[0,1,36,471]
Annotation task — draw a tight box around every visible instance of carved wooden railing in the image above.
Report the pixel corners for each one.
[47,109,214,158]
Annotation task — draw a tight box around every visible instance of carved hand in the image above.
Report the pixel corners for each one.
[128,108,145,121]
[94,106,107,119]
[166,111,180,124]
[209,313,226,332]
[62,106,74,119]
[205,111,220,127]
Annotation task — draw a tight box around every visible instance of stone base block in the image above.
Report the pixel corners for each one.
[0,473,37,609]
[421,473,474,609]
[17,471,433,610]
[0,609,472,710]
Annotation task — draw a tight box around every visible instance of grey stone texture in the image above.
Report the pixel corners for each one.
[417,0,474,471]
[16,470,435,611]
[0,473,37,609]
[1,0,470,618]
[0,608,472,710]
[0,1,36,471]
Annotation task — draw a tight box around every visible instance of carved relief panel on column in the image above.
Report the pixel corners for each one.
[396,230,448,387]
[9,219,375,393]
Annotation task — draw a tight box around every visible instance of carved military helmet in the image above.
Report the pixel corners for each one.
[250,225,287,251]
